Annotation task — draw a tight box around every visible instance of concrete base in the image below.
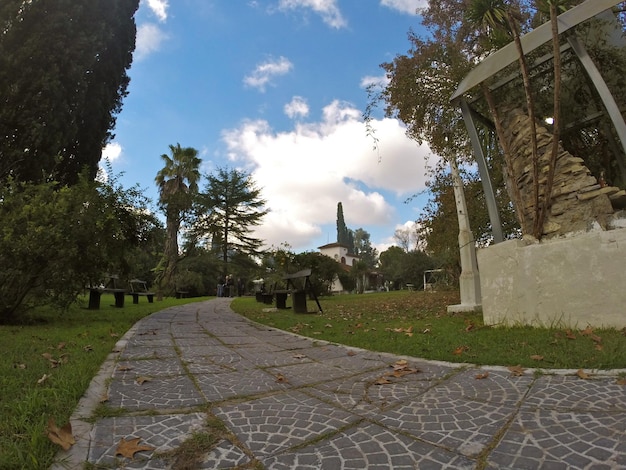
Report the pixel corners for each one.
[477,228,626,329]
[447,303,482,314]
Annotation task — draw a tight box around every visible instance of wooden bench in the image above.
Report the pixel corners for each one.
[128,279,155,304]
[88,275,125,309]
[275,269,323,314]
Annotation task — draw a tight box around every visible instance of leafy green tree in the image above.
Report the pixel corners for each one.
[0,0,139,184]
[155,144,201,294]
[379,246,406,289]
[292,251,344,297]
[0,171,150,323]
[417,164,520,274]
[193,167,268,277]
[401,251,438,289]
[353,228,378,268]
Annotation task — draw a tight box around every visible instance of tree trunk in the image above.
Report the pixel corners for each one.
[536,3,562,236]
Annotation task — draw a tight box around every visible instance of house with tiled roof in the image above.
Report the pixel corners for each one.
[318,242,360,292]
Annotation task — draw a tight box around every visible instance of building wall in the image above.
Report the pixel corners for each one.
[318,243,359,292]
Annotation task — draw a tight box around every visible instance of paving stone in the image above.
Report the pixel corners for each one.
[488,408,626,469]
[306,367,439,416]
[376,387,517,457]
[264,361,360,387]
[88,413,206,468]
[195,368,289,401]
[198,439,251,468]
[524,375,626,411]
[213,390,359,457]
[118,345,178,360]
[107,374,205,410]
[264,422,475,469]
[235,346,316,367]
[113,358,186,378]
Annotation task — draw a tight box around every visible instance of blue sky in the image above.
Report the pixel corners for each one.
[103,0,437,254]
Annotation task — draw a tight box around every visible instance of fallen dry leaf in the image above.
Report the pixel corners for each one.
[292,354,307,359]
[83,345,93,352]
[590,334,602,344]
[46,418,75,451]
[13,363,26,369]
[115,437,155,459]
[565,329,577,340]
[508,365,526,377]
[530,355,544,361]
[37,373,51,385]
[580,326,594,336]
[475,372,489,380]
[57,342,66,350]
[375,376,392,385]
[117,365,133,372]
[346,351,356,356]
[135,376,152,385]
[391,368,418,378]
[576,369,591,380]
[275,373,288,383]
[616,378,626,386]
[452,346,467,355]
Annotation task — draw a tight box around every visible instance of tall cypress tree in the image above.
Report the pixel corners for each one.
[0,0,139,184]
[336,202,355,252]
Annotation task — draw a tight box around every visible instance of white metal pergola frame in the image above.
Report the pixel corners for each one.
[450,0,626,243]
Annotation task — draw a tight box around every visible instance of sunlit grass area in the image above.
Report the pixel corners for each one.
[232,290,626,370]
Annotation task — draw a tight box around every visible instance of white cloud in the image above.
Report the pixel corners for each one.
[284,96,310,119]
[102,142,123,162]
[135,23,168,60]
[221,100,436,250]
[144,0,169,22]
[380,0,427,15]
[243,56,293,92]
[278,0,347,29]
[98,142,123,181]
[360,74,389,90]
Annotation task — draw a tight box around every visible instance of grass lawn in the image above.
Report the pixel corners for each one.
[232,290,626,371]
[0,294,210,470]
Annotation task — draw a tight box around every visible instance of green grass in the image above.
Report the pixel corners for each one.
[231,290,626,370]
[0,294,210,470]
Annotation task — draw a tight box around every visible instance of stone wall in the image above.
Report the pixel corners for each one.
[501,108,624,238]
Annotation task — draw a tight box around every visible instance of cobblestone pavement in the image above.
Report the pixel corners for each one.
[51,298,626,469]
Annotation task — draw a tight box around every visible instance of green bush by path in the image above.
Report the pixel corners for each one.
[0,295,210,470]
[232,290,626,370]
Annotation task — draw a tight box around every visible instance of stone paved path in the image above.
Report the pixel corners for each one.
[51,298,626,469]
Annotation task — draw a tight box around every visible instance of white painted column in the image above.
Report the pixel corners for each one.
[447,157,482,313]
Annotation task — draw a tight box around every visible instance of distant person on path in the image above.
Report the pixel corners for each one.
[237,278,245,296]
[217,276,225,297]
[226,275,235,297]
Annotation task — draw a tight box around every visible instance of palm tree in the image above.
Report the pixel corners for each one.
[536,0,572,237]
[467,0,541,236]
[155,143,201,294]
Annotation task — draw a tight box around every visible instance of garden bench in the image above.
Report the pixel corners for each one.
[275,269,323,314]
[88,275,125,309]
[128,279,155,304]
